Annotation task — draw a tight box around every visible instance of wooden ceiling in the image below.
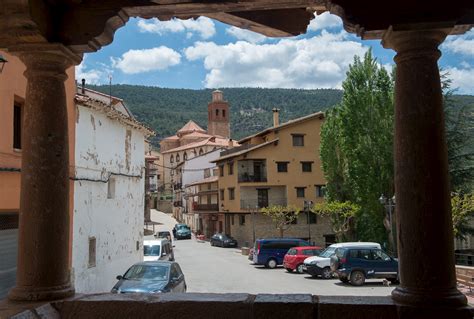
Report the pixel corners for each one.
[0,0,473,55]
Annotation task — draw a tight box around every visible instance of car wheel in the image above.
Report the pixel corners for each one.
[350,271,366,286]
[286,268,293,273]
[296,264,305,274]
[322,267,332,279]
[266,258,277,269]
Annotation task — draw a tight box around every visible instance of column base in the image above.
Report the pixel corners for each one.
[8,284,74,301]
[392,286,467,307]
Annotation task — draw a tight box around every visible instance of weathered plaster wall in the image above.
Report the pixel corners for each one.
[72,106,145,293]
[229,213,333,248]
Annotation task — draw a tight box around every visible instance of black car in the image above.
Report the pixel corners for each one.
[330,247,399,286]
[155,231,172,242]
[111,261,186,293]
[210,233,238,247]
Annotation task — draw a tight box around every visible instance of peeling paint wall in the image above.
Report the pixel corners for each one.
[72,106,145,293]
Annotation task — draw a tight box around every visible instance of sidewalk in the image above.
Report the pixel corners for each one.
[457,284,474,305]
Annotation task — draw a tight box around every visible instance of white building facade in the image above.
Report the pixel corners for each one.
[72,88,153,293]
[181,149,222,231]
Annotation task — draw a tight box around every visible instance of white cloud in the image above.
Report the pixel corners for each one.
[442,29,474,56]
[137,17,216,39]
[307,12,343,32]
[445,65,474,94]
[75,57,110,85]
[111,47,181,74]
[226,27,267,44]
[184,31,366,89]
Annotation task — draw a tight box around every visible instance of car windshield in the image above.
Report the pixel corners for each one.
[144,245,161,256]
[123,265,169,281]
[318,247,336,258]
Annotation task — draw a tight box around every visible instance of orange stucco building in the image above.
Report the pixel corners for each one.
[0,50,77,298]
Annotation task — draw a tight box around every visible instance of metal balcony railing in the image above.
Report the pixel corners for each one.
[240,198,287,210]
[194,204,219,211]
[238,174,267,183]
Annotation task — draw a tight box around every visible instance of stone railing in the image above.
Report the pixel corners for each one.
[12,294,397,319]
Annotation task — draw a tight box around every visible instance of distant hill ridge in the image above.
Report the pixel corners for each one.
[87,84,474,148]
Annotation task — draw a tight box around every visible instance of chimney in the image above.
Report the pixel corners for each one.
[272,108,280,127]
[81,78,85,94]
[228,138,233,149]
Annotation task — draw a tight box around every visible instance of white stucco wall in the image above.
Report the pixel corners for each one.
[182,149,222,187]
[72,106,145,293]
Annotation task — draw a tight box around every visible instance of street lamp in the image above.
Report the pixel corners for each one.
[304,200,313,244]
[379,194,396,255]
[0,54,7,74]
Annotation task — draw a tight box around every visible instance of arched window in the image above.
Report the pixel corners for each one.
[199,148,204,155]
[176,154,180,162]
[183,152,188,161]
[170,155,174,163]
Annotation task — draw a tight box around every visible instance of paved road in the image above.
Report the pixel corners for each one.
[147,210,396,296]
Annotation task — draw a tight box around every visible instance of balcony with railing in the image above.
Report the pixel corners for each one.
[240,185,287,210]
[237,159,267,183]
[194,203,219,211]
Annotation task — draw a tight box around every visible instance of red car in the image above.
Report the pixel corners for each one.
[283,246,323,274]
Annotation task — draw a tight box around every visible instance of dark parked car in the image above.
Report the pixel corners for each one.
[253,238,310,269]
[210,233,238,247]
[155,231,172,242]
[111,261,186,293]
[174,224,192,240]
[330,247,399,286]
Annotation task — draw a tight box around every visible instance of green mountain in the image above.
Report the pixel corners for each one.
[86,85,474,151]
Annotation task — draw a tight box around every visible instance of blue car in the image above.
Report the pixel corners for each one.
[330,247,399,286]
[252,238,310,269]
[174,224,192,240]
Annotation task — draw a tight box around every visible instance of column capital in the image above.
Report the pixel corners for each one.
[8,43,82,79]
[381,27,450,62]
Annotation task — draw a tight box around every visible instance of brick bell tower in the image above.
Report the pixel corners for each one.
[207,89,230,138]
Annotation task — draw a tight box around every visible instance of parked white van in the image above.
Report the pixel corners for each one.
[303,242,381,279]
[143,239,174,262]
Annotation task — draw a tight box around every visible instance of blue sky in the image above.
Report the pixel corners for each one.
[77,13,474,94]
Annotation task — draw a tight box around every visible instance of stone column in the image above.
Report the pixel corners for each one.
[382,28,468,313]
[8,44,81,301]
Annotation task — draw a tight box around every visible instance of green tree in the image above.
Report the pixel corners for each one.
[311,201,360,242]
[451,193,474,240]
[320,49,395,245]
[442,73,474,193]
[261,205,301,237]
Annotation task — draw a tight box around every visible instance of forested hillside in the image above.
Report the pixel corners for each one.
[87,85,343,146]
[87,85,474,150]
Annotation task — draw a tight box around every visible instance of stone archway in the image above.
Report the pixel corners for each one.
[0,1,473,317]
